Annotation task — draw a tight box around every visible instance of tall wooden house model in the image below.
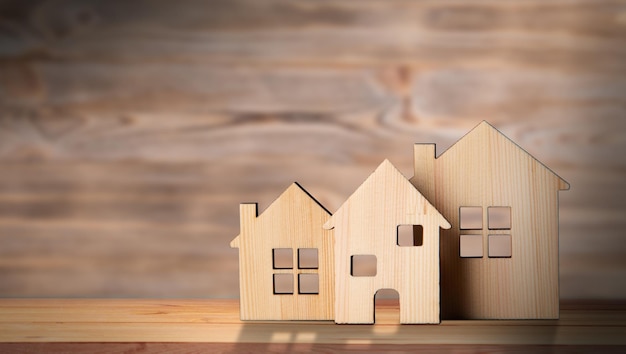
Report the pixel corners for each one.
[411,121,569,319]
[230,121,568,324]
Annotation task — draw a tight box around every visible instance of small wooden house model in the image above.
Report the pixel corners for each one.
[324,160,451,324]
[230,183,335,320]
[410,121,569,319]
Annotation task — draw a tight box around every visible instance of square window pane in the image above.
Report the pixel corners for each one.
[298,248,318,269]
[489,234,512,258]
[460,207,483,230]
[298,274,319,294]
[273,274,293,294]
[397,225,423,247]
[351,255,377,277]
[488,207,511,230]
[460,234,483,258]
[273,248,293,269]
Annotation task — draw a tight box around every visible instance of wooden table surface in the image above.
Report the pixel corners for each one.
[0,299,625,353]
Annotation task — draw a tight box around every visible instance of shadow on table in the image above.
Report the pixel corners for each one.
[227,317,561,353]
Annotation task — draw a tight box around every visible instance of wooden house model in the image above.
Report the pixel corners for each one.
[324,160,451,324]
[230,182,335,321]
[410,121,569,319]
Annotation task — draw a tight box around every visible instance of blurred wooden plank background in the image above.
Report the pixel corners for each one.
[0,0,624,299]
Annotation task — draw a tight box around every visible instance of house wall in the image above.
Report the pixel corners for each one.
[335,222,440,323]
[334,219,443,324]
[418,126,562,319]
[237,186,334,320]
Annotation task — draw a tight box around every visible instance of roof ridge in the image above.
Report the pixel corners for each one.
[437,121,569,188]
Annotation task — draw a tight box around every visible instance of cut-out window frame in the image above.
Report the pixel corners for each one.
[488,234,512,258]
[488,206,512,230]
[298,248,319,269]
[460,234,483,258]
[272,248,293,269]
[397,225,424,247]
[459,206,513,259]
[272,247,321,296]
[351,255,377,277]
[298,273,319,294]
[273,273,293,294]
[459,206,483,230]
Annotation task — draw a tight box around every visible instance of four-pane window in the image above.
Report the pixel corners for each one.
[272,248,319,295]
[459,206,512,258]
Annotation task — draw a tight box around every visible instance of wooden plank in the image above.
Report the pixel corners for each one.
[2,322,624,345]
[0,163,624,299]
[0,299,625,345]
[2,299,625,326]
[0,99,622,170]
[1,66,625,150]
[0,64,390,113]
[1,1,624,69]
[1,343,626,354]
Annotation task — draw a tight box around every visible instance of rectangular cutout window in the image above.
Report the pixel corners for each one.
[488,207,511,230]
[460,235,483,258]
[272,248,293,269]
[397,225,423,247]
[460,207,483,230]
[273,274,293,294]
[351,255,377,277]
[298,248,318,269]
[489,234,512,258]
[298,274,319,294]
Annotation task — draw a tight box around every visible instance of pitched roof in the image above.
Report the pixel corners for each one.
[230,182,331,248]
[442,121,569,190]
[324,159,450,230]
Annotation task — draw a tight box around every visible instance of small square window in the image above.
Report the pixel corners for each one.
[298,248,318,269]
[273,274,293,294]
[488,207,511,230]
[351,255,377,277]
[460,235,483,258]
[298,274,319,294]
[460,207,483,230]
[397,225,423,247]
[273,248,293,269]
[489,234,512,258]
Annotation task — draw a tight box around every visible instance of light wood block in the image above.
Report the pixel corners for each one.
[324,160,450,324]
[411,121,569,320]
[230,183,334,320]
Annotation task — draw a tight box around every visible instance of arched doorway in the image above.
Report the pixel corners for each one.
[374,288,400,324]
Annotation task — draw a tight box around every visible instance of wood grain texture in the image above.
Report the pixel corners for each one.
[3,344,626,354]
[325,160,449,324]
[231,183,334,320]
[0,299,625,347]
[411,122,567,319]
[0,0,625,299]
